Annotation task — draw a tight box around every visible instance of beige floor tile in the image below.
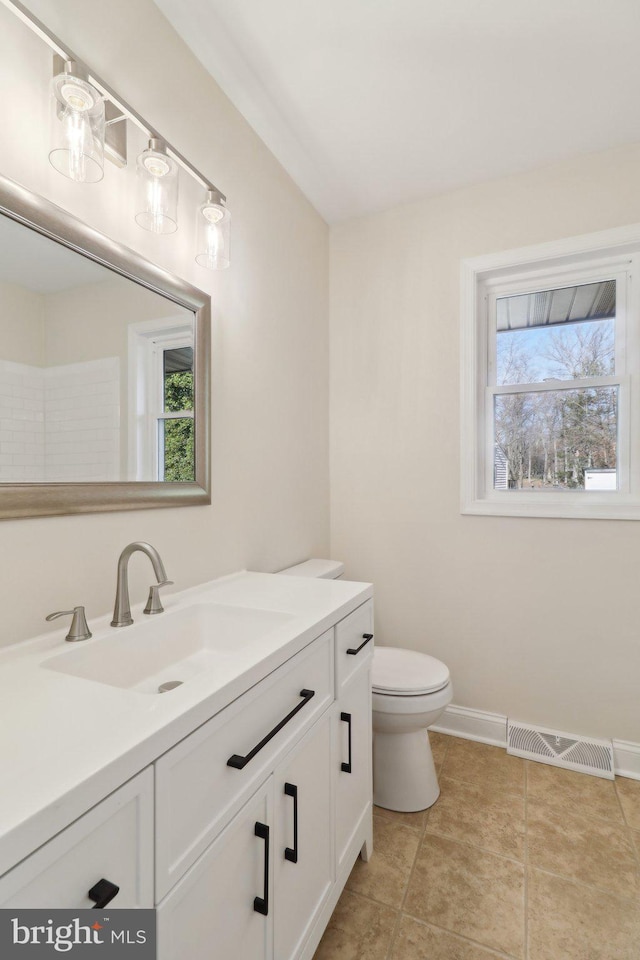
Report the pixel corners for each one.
[527,761,623,823]
[374,804,428,833]
[313,889,398,960]
[404,833,525,959]
[527,797,640,898]
[426,776,525,861]
[429,731,450,769]
[441,738,525,795]
[616,776,640,830]
[346,815,421,908]
[390,915,511,960]
[528,867,640,960]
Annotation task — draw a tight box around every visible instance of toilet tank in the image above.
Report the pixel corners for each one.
[277,558,344,580]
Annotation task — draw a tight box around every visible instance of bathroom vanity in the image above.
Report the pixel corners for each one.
[0,571,373,960]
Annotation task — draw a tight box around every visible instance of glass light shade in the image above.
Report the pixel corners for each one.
[49,68,105,183]
[195,191,230,269]
[135,139,179,234]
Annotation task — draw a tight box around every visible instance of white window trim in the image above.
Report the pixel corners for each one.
[461,222,640,519]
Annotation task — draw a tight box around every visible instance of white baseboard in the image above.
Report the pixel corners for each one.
[612,740,640,781]
[430,704,507,747]
[430,704,640,780]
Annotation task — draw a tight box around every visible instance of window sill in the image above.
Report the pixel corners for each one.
[462,495,640,520]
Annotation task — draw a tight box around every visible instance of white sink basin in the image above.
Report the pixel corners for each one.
[42,603,294,694]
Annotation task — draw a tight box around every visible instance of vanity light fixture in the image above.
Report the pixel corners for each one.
[135,139,179,235]
[195,188,230,270]
[49,60,105,183]
[7,0,230,265]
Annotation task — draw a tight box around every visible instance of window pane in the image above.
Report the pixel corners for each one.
[493,386,617,491]
[496,280,615,385]
[160,417,194,481]
[163,346,194,413]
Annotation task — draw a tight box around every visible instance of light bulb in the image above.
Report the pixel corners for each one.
[142,154,171,178]
[59,81,95,111]
[195,190,230,269]
[61,109,94,182]
[135,140,179,234]
[49,66,105,183]
[202,204,224,224]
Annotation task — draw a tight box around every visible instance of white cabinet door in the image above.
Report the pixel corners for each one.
[0,769,153,909]
[334,668,373,873]
[273,715,333,960]
[157,780,273,960]
[155,630,333,899]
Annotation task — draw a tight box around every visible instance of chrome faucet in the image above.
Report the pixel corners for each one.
[111,542,173,627]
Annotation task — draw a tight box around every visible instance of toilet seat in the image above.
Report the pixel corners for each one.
[372,646,450,696]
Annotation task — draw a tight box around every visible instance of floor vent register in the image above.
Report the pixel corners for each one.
[507,720,614,779]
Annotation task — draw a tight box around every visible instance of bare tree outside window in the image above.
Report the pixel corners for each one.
[493,280,617,491]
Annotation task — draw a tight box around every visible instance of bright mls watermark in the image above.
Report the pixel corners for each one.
[0,910,156,957]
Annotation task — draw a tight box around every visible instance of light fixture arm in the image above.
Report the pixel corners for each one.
[60,59,88,82]
[5,0,226,202]
[204,187,226,207]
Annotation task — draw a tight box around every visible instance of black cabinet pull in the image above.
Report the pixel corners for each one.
[88,878,119,909]
[346,633,373,655]
[227,689,315,770]
[341,712,352,774]
[284,782,298,863]
[254,821,270,916]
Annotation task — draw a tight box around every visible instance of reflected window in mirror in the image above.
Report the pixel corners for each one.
[161,342,194,482]
[129,319,195,481]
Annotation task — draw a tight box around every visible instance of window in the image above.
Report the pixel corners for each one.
[129,318,195,482]
[461,225,640,518]
[158,342,195,481]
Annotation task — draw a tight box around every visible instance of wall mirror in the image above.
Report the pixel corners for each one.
[0,174,210,518]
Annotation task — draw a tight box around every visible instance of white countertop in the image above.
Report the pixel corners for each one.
[0,570,372,875]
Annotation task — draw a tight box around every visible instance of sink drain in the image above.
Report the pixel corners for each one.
[158,680,183,693]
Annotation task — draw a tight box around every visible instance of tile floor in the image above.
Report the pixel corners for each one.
[313,733,640,960]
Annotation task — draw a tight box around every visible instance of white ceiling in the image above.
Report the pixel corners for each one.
[155,0,640,224]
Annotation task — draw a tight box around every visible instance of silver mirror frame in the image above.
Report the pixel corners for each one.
[0,174,211,519]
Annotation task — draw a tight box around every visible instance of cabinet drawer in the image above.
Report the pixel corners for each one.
[155,630,334,899]
[335,600,374,690]
[0,769,153,909]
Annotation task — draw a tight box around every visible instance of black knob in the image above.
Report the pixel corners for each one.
[88,878,120,909]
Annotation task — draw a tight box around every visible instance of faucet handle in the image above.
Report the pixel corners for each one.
[46,606,92,642]
[143,581,174,616]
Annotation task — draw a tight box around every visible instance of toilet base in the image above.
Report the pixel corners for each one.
[373,729,440,812]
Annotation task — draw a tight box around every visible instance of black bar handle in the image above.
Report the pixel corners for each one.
[341,712,352,774]
[228,689,316,770]
[88,878,120,909]
[254,821,270,915]
[284,782,298,863]
[346,633,373,655]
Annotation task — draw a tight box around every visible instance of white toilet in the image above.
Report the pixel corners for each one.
[278,559,453,813]
[372,646,452,811]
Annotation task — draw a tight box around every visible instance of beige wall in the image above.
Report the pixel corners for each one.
[45,275,190,473]
[44,275,183,368]
[0,282,44,366]
[330,143,640,744]
[0,0,329,644]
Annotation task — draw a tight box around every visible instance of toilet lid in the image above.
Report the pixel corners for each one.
[372,646,450,695]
